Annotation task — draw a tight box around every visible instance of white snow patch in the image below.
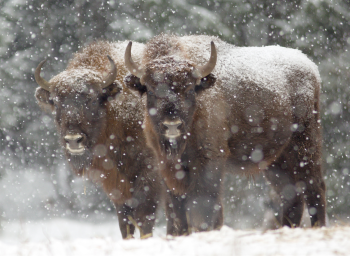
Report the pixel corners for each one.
[0,219,349,256]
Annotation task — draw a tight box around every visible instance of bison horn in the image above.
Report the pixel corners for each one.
[125,41,144,78]
[101,55,118,89]
[34,59,51,91]
[193,41,217,79]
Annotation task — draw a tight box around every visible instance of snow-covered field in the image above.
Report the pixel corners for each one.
[0,219,349,256]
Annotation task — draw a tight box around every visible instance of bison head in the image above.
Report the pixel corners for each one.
[35,56,120,173]
[124,42,217,158]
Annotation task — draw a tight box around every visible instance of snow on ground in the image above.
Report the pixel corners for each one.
[0,219,349,256]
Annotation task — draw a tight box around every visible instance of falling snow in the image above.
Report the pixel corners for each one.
[1,0,350,255]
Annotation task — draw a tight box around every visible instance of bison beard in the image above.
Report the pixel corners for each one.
[162,136,186,158]
[66,152,92,176]
[125,34,326,235]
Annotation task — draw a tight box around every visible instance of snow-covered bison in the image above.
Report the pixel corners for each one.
[35,41,161,239]
[124,34,326,235]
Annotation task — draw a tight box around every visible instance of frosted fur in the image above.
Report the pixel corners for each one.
[179,35,321,115]
[179,35,321,94]
[137,35,321,120]
[109,41,145,122]
[48,41,145,122]
[50,69,103,93]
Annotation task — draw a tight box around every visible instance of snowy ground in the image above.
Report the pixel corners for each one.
[0,219,349,256]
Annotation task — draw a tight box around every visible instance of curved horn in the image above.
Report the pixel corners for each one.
[102,55,118,89]
[193,41,217,79]
[34,59,51,91]
[125,41,144,78]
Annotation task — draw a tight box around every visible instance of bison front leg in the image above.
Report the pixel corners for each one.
[187,193,223,232]
[163,157,224,235]
[132,176,160,239]
[165,189,223,235]
[116,204,135,239]
[187,160,224,232]
[166,191,189,236]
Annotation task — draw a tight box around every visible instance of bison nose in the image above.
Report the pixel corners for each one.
[64,134,85,155]
[163,120,183,139]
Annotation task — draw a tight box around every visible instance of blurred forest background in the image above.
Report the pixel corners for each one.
[0,0,349,228]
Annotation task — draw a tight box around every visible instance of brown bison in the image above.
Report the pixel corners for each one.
[124,34,326,235]
[34,41,161,239]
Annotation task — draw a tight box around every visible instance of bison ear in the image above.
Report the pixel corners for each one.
[124,74,147,96]
[195,73,217,94]
[35,87,54,112]
[101,82,122,102]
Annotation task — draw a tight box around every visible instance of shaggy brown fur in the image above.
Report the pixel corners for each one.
[35,41,161,239]
[125,34,326,235]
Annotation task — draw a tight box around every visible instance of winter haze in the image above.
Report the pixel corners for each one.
[0,0,349,255]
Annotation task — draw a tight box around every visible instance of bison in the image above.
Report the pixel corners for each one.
[34,41,161,239]
[124,34,326,235]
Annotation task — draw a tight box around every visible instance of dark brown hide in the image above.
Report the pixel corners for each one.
[124,34,326,235]
[35,41,161,239]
